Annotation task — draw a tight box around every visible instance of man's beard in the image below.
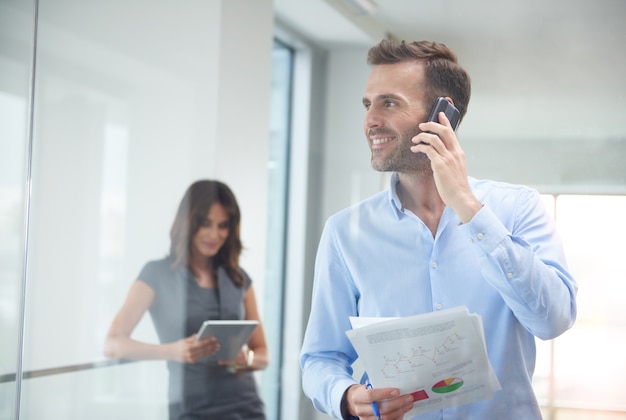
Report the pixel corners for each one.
[370,125,430,173]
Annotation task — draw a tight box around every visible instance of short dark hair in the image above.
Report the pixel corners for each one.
[367,39,471,119]
[169,180,244,287]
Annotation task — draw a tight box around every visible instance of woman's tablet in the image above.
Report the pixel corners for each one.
[196,320,259,361]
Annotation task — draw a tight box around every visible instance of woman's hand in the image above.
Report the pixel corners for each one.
[217,347,251,370]
[170,334,220,363]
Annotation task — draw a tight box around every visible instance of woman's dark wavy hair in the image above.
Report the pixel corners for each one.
[367,39,471,120]
[169,180,244,287]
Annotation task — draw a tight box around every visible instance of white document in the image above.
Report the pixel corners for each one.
[346,306,501,418]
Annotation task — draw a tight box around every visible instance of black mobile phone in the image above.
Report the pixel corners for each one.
[427,97,461,131]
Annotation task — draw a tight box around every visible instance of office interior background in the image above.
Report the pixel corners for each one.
[1,0,625,419]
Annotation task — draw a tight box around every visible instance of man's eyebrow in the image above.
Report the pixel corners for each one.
[362,93,403,104]
[379,93,402,101]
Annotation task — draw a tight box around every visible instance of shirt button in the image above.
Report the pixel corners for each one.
[431,261,437,269]
[477,233,484,240]
[435,304,443,310]
[507,272,513,279]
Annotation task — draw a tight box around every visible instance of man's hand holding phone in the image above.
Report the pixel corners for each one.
[426,96,461,131]
[411,97,482,224]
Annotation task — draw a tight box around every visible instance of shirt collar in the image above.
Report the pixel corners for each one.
[387,172,404,219]
[386,172,468,225]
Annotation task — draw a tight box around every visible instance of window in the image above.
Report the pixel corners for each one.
[260,39,294,420]
[535,195,626,419]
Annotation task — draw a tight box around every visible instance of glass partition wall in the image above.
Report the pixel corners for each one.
[1,1,35,418]
[1,0,278,419]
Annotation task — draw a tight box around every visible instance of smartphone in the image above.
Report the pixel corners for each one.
[426,97,461,131]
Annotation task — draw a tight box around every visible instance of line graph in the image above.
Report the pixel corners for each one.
[380,332,465,377]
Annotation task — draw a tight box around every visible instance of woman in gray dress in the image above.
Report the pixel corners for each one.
[104,180,268,419]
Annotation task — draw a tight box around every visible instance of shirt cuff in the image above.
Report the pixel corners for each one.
[461,205,510,256]
[340,386,359,420]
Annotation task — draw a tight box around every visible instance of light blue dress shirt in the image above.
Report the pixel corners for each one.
[300,173,577,419]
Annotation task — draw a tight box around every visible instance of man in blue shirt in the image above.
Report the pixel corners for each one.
[300,39,577,419]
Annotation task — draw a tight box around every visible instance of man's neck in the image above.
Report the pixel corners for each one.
[396,172,445,237]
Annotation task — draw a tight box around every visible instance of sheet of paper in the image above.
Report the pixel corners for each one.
[346,306,501,418]
[349,316,397,329]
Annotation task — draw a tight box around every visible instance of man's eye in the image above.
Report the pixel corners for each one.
[384,100,395,107]
[363,103,371,110]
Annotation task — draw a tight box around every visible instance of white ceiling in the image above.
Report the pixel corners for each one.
[273,0,626,135]
[274,0,626,53]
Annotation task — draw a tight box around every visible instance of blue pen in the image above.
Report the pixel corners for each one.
[366,382,381,420]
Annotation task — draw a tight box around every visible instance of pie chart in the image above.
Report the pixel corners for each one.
[432,377,464,394]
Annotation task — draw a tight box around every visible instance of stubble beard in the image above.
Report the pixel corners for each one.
[370,125,431,174]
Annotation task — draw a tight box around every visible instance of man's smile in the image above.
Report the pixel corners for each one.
[371,137,394,145]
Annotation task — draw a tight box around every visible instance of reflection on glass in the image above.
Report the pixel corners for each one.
[11,1,237,418]
[104,180,269,419]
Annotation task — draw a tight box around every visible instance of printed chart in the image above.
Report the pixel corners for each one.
[380,332,465,378]
[346,306,502,416]
[432,377,464,394]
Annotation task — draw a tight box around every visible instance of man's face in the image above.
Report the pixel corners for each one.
[362,61,431,173]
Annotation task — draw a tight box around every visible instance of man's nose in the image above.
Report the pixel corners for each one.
[364,108,383,131]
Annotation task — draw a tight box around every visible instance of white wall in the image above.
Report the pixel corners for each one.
[321,48,381,220]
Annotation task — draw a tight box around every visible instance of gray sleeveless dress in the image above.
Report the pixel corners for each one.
[138,257,265,419]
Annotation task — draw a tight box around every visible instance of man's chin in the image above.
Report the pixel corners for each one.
[371,159,430,174]
[370,161,391,172]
